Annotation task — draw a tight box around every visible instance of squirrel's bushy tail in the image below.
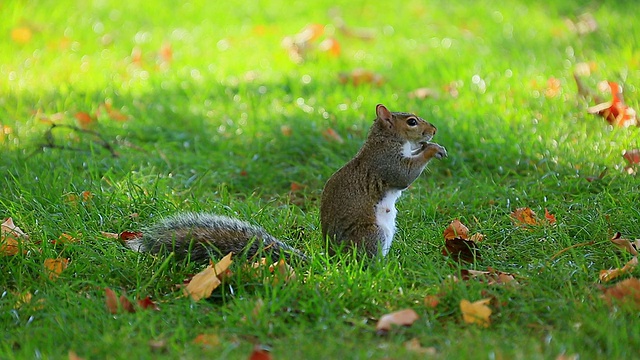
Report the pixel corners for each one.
[126,212,306,263]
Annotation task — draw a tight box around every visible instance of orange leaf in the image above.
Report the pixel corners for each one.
[511,207,538,227]
[338,69,384,86]
[44,258,68,280]
[248,345,272,360]
[1,218,29,256]
[183,252,233,301]
[74,112,94,127]
[601,277,640,309]
[587,81,637,127]
[11,27,32,44]
[160,42,173,63]
[53,233,80,245]
[290,182,304,192]
[544,77,562,98]
[424,295,440,309]
[375,308,419,334]
[443,219,469,240]
[318,38,341,56]
[192,334,220,348]
[460,298,492,327]
[105,288,119,314]
[544,208,557,224]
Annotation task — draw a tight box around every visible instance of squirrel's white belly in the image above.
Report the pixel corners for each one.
[375,189,402,256]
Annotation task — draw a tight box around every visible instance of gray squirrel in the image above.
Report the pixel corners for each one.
[126,104,447,261]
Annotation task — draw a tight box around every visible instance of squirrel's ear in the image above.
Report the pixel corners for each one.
[375,104,392,125]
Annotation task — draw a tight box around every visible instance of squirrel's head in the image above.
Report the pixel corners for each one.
[374,104,437,145]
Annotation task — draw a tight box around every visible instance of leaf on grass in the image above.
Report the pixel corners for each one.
[404,338,437,355]
[511,207,538,226]
[408,87,439,100]
[599,257,638,283]
[460,268,518,285]
[608,232,639,256]
[52,233,81,245]
[105,288,120,314]
[248,345,272,360]
[375,308,419,334]
[192,333,220,348]
[74,112,95,127]
[460,298,492,327]
[280,124,292,137]
[137,296,160,311]
[601,277,640,309]
[105,288,158,314]
[442,220,482,263]
[68,350,85,360]
[249,258,297,285]
[338,69,384,86]
[13,291,45,310]
[587,81,637,127]
[623,149,640,174]
[423,295,441,309]
[183,252,233,301]
[11,27,33,44]
[544,77,562,98]
[44,258,69,280]
[318,38,341,57]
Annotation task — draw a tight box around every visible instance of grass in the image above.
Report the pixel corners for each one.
[1,0,640,358]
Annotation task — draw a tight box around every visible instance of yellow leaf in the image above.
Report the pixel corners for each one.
[44,258,69,280]
[183,252,233,301]
[11,27,32,44]
[599,256,638,283]
[460,298,492,327]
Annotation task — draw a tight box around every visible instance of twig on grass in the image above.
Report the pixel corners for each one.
[31,123,119,158]
[550,241,596,261]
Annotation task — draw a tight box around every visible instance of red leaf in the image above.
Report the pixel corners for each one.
[120,231,143,241]
[248,345,272,360]
[544,208,557,224]
[137,297,160,311]
[623,149,640,165]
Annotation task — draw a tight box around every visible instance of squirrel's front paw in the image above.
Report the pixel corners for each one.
[422,142,447,159]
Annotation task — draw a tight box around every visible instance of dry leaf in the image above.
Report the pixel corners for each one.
[44,258,69,280]
[269,259,297,285]
[443,219,469,240]
[544,208,557,224]
[74,112,94,127]
[608,232,639,256]
[68,350,85,360]
[461,268,518,285]
[280,125,292,137]
[587,81,637,127]
[601,277,640,309]
[338,69,384,86]
[599,257,638,282]
[623,150,640,174]
[408,87,439,100]
[322,128,344,143]
[248,345,272,360]
[375,308,419,334]
[183,252,233,301]
[53,233,80,245]
[137,296,160,311]
[192,333,220,348]
[318,38,341,56]
[105,288,119,314]
[424,295,440,309]
[460,298,492,327]
[404,338,437,355]
[511,207,538,227]
[544,77,562,98]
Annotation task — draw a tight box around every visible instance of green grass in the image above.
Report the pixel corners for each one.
[2,0,640,358]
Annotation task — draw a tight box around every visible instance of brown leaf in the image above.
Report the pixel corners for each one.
[338,69,384,86]
[105,288,119,314]
[460,298,492,327]
[192,333,220,348]
[248,345,272,360]
[322,128,344,143]
[511,207,538,227]
[409,87,439,100]
[183,252,233,301]
[280,125,292,137]
[68,351,85,360]
[442,238,480,263]
[375,308,419,334]
[599,257,638,282]
[52,233,80,245]
[443,219,469,240]
[137,296,160,311]
[120,231,143,241]
[609,232,639,256]
[119,294,136,313]
[601,277,640,309]
[404,338,437,355]
[424,295,440,309]
[461,268,518,285]
[44,258,69,280]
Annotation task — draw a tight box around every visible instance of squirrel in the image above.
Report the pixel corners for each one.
[125,104,446,262]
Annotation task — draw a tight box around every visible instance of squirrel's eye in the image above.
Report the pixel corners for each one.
[406,118,418,126]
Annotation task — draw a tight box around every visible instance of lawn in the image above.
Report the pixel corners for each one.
[1,0,640,359]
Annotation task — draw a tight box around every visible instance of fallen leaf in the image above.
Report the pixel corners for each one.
[248,345,272,360]
[44,258,69,280]
[544,77,562,98]
[137,296,160,311]
[375,308,419,334]
[192,333,220,348]
[623,150,640,174]
[442,238,480,263]
[68,350,85,360]
[74,112,95,127]
[424,295,440,308]
[280,125,292,137]
[119,294,136,313]
[105,288,120,314]
[601,277,640,309]
[544,208,557,224]
[338,69,384,86]
[587,81,637,127]
[52,233,80,245]
[11,27,33,44]
[599,257,638,283]
[290,182,304,192]
[443,219,469,240]
[183,252,233,301]
[100,231,119,239]
[408,87,439,100]
[318,38,341,56]
[148,339,168,353]
[404,338,437,355]
[160,42,173,63]
[511,207,538,227]
[120,231,143,241]
[461,268,518,285]
[460,298,492,327]
[269,258,297,285]
[608,232,639,256]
